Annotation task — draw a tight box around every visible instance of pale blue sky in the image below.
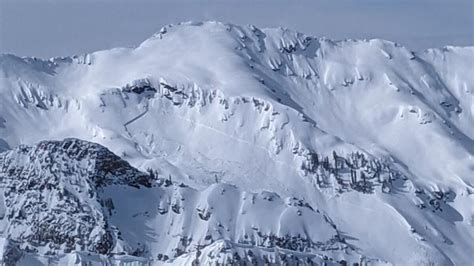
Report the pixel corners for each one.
[1,0,473,58]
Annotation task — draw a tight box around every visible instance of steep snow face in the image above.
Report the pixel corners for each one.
[0,21,473,265]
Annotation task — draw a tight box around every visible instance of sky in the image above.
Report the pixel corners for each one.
[0,0,473,58]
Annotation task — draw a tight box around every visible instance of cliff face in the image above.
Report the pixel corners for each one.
[0,139,150,258]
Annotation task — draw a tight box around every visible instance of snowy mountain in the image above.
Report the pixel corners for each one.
[0,21,472,265]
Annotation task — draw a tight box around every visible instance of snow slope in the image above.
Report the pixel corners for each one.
[0,21,473,265]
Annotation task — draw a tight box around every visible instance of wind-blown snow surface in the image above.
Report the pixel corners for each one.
[0,21,473,265]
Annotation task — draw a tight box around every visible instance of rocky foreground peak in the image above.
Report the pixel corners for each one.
[0,139,153,262]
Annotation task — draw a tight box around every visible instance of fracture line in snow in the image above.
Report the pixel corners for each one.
[172,113,294,167]
[123,103,150,154]
[124,104,150,127]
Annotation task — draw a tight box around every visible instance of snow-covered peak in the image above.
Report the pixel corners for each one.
[0,22,473,265]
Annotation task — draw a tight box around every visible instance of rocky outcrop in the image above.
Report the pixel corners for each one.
[0,139,152,256]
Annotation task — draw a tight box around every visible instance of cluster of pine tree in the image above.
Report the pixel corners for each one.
[301,151,402,194]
